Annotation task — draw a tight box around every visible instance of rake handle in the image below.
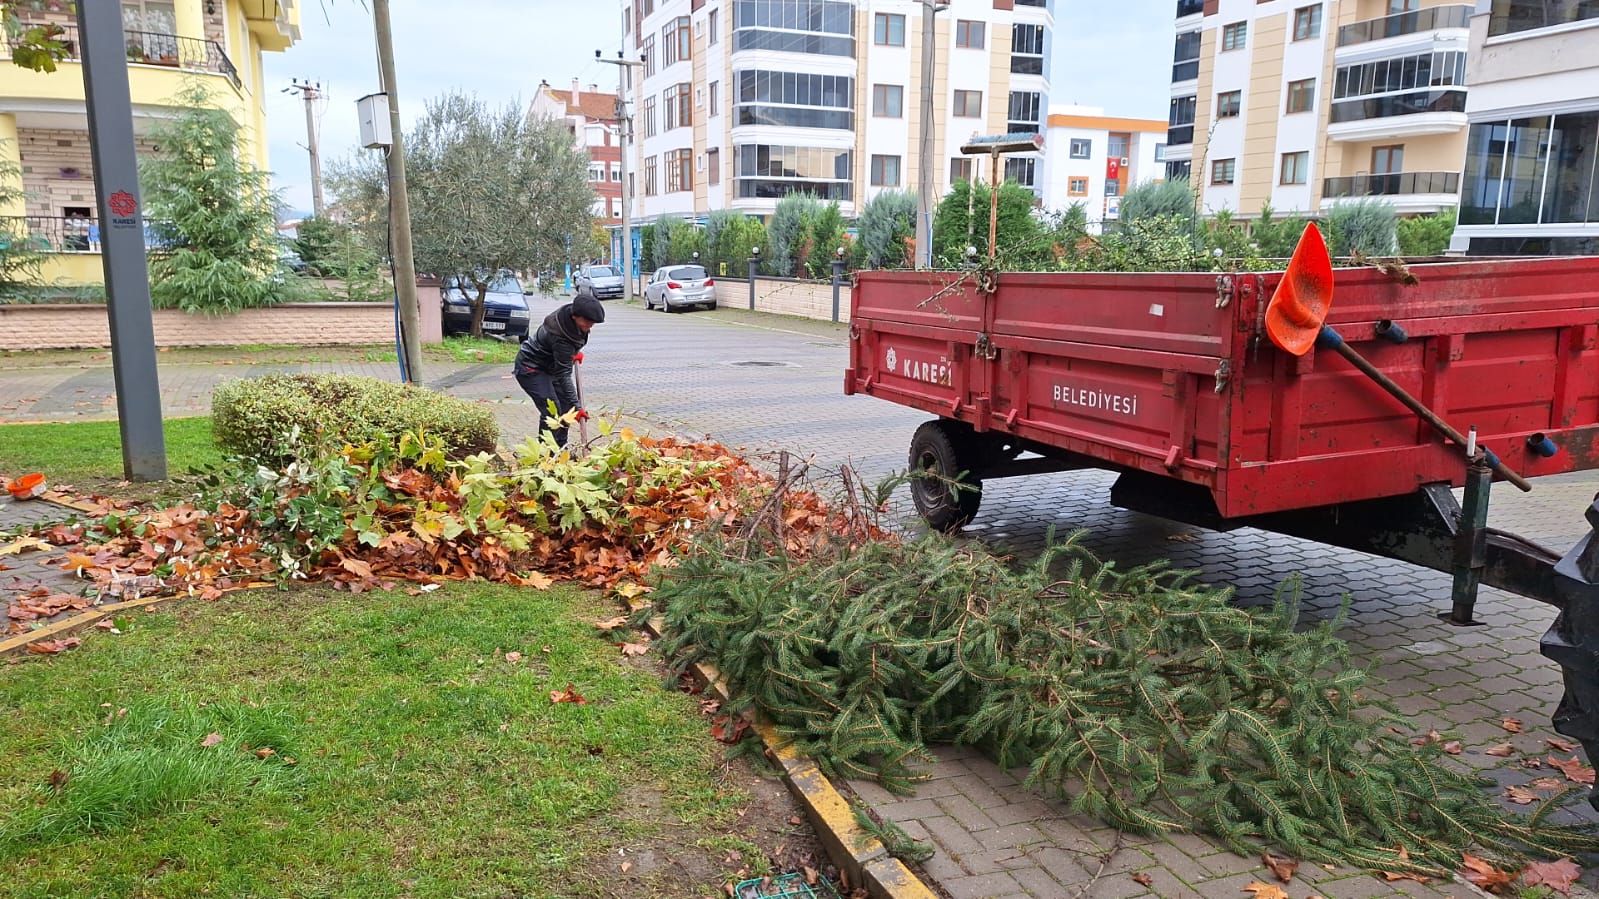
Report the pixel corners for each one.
[1318,326,1532,493]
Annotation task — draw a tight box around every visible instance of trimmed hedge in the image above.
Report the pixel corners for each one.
[212,374,498,460]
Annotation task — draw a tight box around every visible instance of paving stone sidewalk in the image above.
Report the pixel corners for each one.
[5,301,1599,898]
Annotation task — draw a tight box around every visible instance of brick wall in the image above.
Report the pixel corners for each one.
[712,277,853,323]
[19,129,161,219]
[0,304,399,351]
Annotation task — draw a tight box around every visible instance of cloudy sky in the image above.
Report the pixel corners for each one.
[262,0,1174,215]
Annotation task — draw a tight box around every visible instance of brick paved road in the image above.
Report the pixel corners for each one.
[4,295,1598,898]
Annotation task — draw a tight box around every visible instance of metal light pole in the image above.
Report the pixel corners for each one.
[76,0,164,480]
[283,79,325,217]
[916,1,950,269]
[373,0,421,385]
[599,52,645,302]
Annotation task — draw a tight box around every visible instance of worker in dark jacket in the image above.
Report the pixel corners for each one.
[513,294,605,447]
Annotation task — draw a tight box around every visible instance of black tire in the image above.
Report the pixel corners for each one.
[908,420,983,532]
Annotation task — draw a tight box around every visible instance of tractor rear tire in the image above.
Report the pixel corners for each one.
[908,419,983,533]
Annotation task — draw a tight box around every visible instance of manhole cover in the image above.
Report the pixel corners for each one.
[729,360,791,367]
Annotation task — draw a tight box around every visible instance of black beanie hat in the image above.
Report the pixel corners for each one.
[572,294,606,324]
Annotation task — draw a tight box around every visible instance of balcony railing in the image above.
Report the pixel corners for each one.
[1167,125,1194,145]
[1,215,101,254]
[1337,5,1472,46]
[1323,171,1460,198]
[1176,0,1204,16]
[7,23,240,88]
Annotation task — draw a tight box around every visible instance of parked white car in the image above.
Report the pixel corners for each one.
[643,264,715,312]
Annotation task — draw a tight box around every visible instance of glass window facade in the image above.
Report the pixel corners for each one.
[1007,91,1042,134]
[1011,23,1045,75]
[1330,51,1467,123]
[733,0,856,57]
[665,148,693,193]
[663,16,691,66]
[736,70,854,130]
[1460,111,1599,225]
[1005,157,1038,187]
[734,144,854,200]
[1172,30,1200,82]
[1168,95,1196,145]
[1489,0,1599,36]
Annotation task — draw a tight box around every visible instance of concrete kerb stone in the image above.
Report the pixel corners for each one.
[644,616,939,899]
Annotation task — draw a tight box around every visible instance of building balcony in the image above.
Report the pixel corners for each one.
[1171,60,1198,83]
[1326,89,1467,141]
[1336,5,1472,48]
[1320,171,1462,214]
[6,23,240,88]
[1176,0,1204,18]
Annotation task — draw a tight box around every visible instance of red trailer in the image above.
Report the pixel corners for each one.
[845,258,1599,800]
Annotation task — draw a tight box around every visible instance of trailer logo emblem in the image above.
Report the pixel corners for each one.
[885,348,897,373]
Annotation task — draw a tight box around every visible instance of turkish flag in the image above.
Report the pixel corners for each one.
[1106,158,1121,180]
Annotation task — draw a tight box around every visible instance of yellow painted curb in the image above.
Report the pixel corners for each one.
[646,616,939,899]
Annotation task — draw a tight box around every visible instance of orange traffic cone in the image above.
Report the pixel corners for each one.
[1264,222,1335,356]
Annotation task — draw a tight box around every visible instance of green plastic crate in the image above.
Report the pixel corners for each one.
[733,871,842,898]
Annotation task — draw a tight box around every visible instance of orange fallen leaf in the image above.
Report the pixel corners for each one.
[1547,737,1578,753]
[1503,717,1525,733]
[1131,872,1153,886]
[1485,742,1516,757]
[594,616,630,631]
[1522,858,1581,895]
[1411,729,1441,746]
[550,684,587,705]
[26,637,82,654]
[1241,882,1288,899]
[620,642,649,656]
[504,651,522,663]
[1530,776,1568,791]
[200,732,223,748]
[1261,851,1297,883]
[1460,853,1514,893]
[1442,741,1463,755]
[1549,756,1596,785]
[1504,785,1541,805]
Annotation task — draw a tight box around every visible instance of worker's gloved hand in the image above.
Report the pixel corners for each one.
[573,352,584,364]
[574,408,590,423]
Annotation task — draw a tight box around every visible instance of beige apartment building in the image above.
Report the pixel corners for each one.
[1167,0,1472,219]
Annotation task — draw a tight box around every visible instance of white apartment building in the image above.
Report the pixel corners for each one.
[621,0,1054,223]
[1040,106,1167,226]
[1448,0,1599,255]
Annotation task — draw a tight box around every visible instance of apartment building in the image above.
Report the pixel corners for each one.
[531,80,625,223]
[1166,0,1470,219]
[1448,0,1599,255]
[1040,106,1166,226]
[621,0,1054,225]
[0,0,300,286]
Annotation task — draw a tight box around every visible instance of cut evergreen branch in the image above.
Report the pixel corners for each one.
[651,531,1599,875]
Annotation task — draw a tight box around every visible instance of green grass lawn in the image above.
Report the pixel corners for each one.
[0,417,223,487]
[0,583,777,898]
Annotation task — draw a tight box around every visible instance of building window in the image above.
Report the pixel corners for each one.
[1007,91,1042,134]
[1211,158,1236,185]
[707,8,719,45]
[734,0,856,57]
[1172,30,1200,81]
[122,0,176,35]
[950,157,973,183]
[642,96,657,137]
[874,12,905,46]
[664,16,691,65]
[1280,151,1309,185]
[1293,5,1322,39]
[1105,178,1121,196]
[611,163,621,181]
[666,148,692,193]
[589,163,604,183]
[1011,23,1045,75]
[644,155,658,196]
[709,81,719,117]
[953,90,982,118]
[1005,157,1037,187]
[663,86,679,130]
[1221,22,1247,51]
[1069,138,1092,159]
[955,19,985,49]
[1371,144,1404,174]
[871,155,902,187]
[1154,143,1167,161]
[735,144,854,200]
[1490,0,1599,36]
[675,81,692,129]
[1285,78,1315,114]
[1068,177,1089,196]
[873,83,904,118]
[1333,51,1466,100]
[1168,95,1196,145]
[1166,160,1192,181]
[1216,90,1242,119]
[736,70,855,129]
[642,35,656,77]
[708,147,720,186]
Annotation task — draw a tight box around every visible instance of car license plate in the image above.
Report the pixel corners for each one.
[482,321,506,331]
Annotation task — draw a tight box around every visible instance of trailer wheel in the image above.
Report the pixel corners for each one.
[909,420,983,532]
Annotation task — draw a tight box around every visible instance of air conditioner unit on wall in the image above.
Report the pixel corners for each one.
[1120,157,1130,166]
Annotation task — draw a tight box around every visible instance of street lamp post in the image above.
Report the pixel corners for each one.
[598,51,645,303]
[916,0,951,270]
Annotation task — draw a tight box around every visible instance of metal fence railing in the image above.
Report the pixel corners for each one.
[0,215,101,253]
[5,24,241,88]
[1337,5,1472,46]
[1323,171,1461,198]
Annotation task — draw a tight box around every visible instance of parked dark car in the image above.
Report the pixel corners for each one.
[441,274,532,339]
[574,263,625,300]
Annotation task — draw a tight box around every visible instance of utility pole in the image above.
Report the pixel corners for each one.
[284,78,325,217]
[599,51,645,302]
[916,1,950,269]
[373,0,421,385]
[76,0,164,480]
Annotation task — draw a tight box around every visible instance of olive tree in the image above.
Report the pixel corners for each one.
[328,91,595,337]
